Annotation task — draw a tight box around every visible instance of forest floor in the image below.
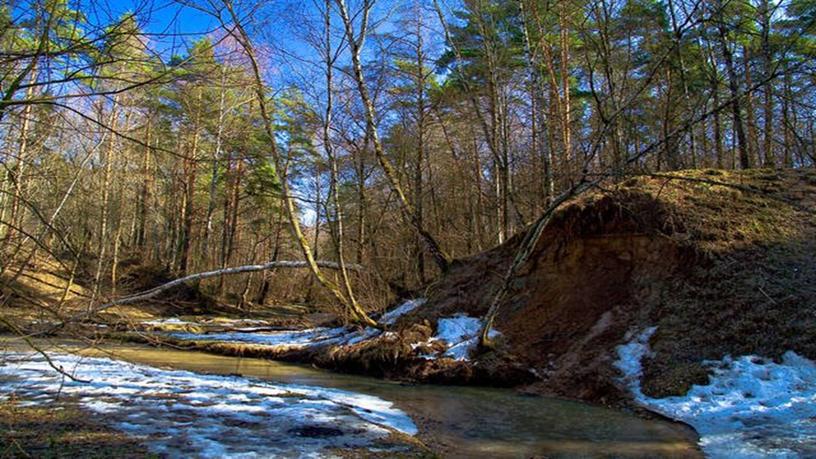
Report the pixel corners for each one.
[0,397,150,458]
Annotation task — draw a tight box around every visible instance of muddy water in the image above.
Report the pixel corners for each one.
[3,339,700,458]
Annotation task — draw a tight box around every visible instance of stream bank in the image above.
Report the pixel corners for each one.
[0,337,702,458]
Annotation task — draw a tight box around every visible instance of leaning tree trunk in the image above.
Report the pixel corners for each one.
[336,0,451,274]
[218,0,377,327]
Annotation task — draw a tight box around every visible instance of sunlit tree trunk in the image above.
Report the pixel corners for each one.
[91,94,120,308]
[337,0,451,273]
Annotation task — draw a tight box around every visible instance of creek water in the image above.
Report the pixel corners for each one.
[1,339,700,457]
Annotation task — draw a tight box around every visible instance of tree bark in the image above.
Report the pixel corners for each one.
[89,260,366,312]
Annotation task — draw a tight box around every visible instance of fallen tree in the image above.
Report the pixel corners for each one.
[91,260,363,312]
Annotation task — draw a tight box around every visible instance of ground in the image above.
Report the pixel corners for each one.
[97,169,816,409]
[31,168,813,406]
[0,398,151,458]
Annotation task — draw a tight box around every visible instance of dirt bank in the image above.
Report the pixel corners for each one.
[404,168,816,405]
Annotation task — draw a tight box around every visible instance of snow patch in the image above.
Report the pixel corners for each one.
[613,326,657,399]
[380,298,425,325]
[169,325,385,350]
[167,298,427,350]
[615,328,816,458]
[414,314,499,361]
[0,352,417,457]
[169,327,350,348]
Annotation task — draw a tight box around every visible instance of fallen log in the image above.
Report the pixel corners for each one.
[94,260,363,312]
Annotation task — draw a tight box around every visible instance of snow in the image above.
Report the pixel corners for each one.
[169,327,351,348]
[148,301,501,363]
[144,317,269,328]
[414,314,500,361]
[613,326,657,399]
[0,352,417,457]
[615,327,816,458]
[168,325,383,350]
[380,298,425,325]
[436,314,482,343]
[167,299,427,350]
[289,385,418,436]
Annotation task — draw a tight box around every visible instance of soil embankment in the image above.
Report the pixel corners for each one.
[400,168,816,404]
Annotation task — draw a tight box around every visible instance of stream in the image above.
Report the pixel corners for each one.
[0,338,699,458]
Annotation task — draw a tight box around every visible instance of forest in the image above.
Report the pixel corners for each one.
[1,0,816,457]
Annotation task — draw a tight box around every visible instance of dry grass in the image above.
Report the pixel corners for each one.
[0,397,151,458]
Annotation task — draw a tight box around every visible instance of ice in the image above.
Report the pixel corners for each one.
[0,352,417,457]
[615,328,816,458]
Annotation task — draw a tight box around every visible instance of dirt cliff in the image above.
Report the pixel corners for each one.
[398,168,816,404]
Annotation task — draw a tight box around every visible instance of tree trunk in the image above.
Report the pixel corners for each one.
[180,93,202,274]
[743,45,760,167]
[204,65,228,262]
[219,0,378,327]
[414,9,427,283]
[136,116,152,252]
[760,0,775,167]
[3,68,39,252]
[91,94,120,308]
[715,3,750,169]
[336,0,451,274]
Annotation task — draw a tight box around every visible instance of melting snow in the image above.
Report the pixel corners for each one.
[415,314,500,361]
[149,301,501,363]
[615,327,816,458]
[166,299,426,351]
[0,352,417,457]
[380,298,425,325]
[169,327,352,349]
[144,317,269,328]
